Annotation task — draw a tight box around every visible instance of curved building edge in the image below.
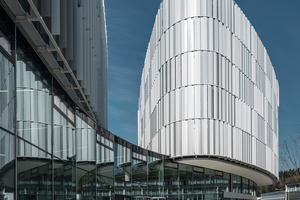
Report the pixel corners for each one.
[138,0,279,185]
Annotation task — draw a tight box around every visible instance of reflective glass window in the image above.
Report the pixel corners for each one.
[114,142,131,196]
[76,116,96,200]
[54,159,76,199]
[16,36,52,154]
[96,143,114,200]
[164,160,178,199]
[0,52,14,132]
[53,109,75,160]
[232,175,241,193]
[0,130,14,200]
[204,169,217,199]
[17,139,52,200]
[179,163,192,200]
[193,167,205,200]
[148,156,163,197]
[132,159,147,196]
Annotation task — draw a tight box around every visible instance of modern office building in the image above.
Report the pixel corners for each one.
[0,0,278,200]
[138,0,279,198]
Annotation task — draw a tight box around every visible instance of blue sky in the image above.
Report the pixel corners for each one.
[105,0,300,169]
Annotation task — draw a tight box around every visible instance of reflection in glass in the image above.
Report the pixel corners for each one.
[16,49,52,153]
[164,160,178,199]
[0,130,14,200]
[179,164,192,200]
[148,157,163,197]
[53,109,75,160]
[76,116,96,200]
[204,169,217,200]
[77,167,96,200]
[132,159,147,196]
[114,143,131,196]
[193,169,205,200]
[232,175,241,193]
[97,143,114,200]
[54,160,76,200]
[242,177,249,194]
[0,52,14,132]
[76,116,95,162]
[17,139,52,200]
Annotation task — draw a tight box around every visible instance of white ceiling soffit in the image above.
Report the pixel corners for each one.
[175,156,276,187]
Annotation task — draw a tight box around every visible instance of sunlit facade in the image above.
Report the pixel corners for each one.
[0,0,278,200]
[138,0,279,196]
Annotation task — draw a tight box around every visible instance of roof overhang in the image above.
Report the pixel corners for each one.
[173,155,277,186]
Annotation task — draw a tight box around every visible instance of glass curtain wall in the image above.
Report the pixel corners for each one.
[17,141,52,200]
[193,167,205,200]
[164,160,179,199]
[16,28,53,200]
[0,129,15,200]
[96,132,114,200]
[53,107,76,200]
[114,138,132,196]
[0,10,15,197]
[76,116,96,199]
[132,146,147,196]
[0,52,14,132]
[179,164,193,200]
[147,154,163,197]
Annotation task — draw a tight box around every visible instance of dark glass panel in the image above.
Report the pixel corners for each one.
[132,159,147,196]
[0,52,14,132]
[242,177,249,194]
[17,139,52,200]
[232,175,241,193]
[96,143,114,200]
[179,163,192,200]
[193,170,205,200]
[114,143,131,196]
[0,130,15,200]
[53,160,76,200]
[204,169,217,200]
[249,180,254,195]
[77,166,96,200]
[147,157,163,197]
[164,160,178,199]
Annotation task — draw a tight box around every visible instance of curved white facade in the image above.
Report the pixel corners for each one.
[138,0,279,185]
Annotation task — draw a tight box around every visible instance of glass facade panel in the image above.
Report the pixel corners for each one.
[164,160,179,199]
[0,129,14,200]
[148,157,163,197]
[77,167,96,200]
[53,109,75,160]
[132,159,147,196]
[232,175,242,193]
[193,169,205,200]
[53,160,76,200]
[17,139,52,200]
[16,41,52,154]
[204,169,217,200]
[97,142,114,200]
[0,52,14,132]
[242,177,249,194]
[114,142,131,196]
[179,163,192,200]
[76,116,96,200]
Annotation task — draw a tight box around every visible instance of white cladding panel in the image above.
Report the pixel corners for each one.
[138,0,279,181]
